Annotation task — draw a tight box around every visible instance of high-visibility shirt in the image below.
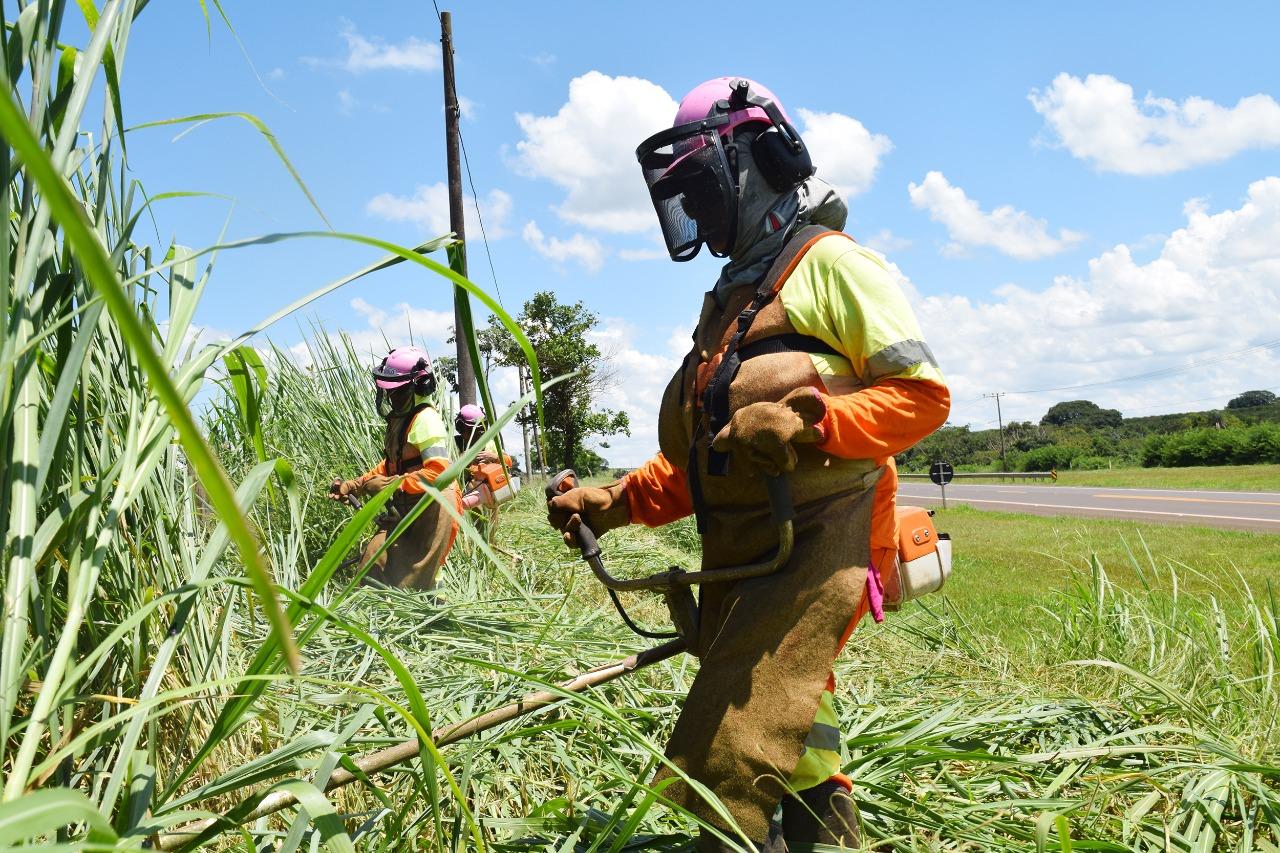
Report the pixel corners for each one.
[364,405,455,495]
[624,234,949,556]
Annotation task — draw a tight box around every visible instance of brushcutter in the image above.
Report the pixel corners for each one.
[152,473,797,848]
[546,468,795,644]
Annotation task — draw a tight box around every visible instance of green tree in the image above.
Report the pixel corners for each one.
[1227,389,1277,409]
[479,292,630,471]
[1040,399,1122,429]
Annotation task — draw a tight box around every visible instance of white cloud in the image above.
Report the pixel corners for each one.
[511,71,677,234]
[366,182,513,240]
[522,221,606,272]
[287,297,456,371]
[860,228,911,255]
[334,19,440,73]
[527,52,556,67]
[512,74,894,238]
[267,67,285,81]
[796,108,892,198]
[618,247,668,262]
[585,317,683,467]
[337,88,356,116]
[908,171,1083,260]
[1030,73,1280,175]
[916,176,1280,427]
[457,95,476,121]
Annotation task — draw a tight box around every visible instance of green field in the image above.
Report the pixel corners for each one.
[916,463,1280,491]
[931,504,1280,645]
[9,4,1280,848]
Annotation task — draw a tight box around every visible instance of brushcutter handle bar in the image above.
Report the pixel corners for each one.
[546,468,602,561]
[548,467,794,593]
[765,474,794,525]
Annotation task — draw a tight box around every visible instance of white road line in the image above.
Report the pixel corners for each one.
[899,494,1280,525]
[908,484,1280,498]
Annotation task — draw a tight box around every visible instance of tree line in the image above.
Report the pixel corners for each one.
[898,392,1280,472]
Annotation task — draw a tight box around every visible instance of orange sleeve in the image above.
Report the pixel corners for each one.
[623,452,694,527]
[361,460,388,480]
[870,457,899,552]
[399,456,450,494]
[816,378,950,459]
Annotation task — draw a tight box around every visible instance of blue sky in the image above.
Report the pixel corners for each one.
[120,2,1280,465]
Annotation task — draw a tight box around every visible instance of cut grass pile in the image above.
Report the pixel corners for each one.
[232,485,1280,850]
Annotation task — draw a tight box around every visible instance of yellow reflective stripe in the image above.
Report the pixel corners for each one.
[790,746,841,792]
[814,689,838,726]
[789,690,842,792]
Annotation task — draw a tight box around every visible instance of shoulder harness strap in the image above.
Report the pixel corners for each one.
[388,402,431,476]
[700,225,846,478]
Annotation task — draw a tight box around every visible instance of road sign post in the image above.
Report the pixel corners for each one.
[929,461,954,509]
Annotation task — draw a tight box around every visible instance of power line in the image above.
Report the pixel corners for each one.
[1007,336,1280,396]
[458,126,505,308]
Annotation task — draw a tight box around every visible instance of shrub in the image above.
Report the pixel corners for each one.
[1021,444,1077,471]
[1140,423,1280,467]
[1070,455,1112,470]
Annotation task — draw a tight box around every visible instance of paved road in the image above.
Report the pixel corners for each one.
[896,482,1280,532]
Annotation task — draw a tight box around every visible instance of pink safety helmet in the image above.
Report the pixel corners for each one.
[663,77,792,178]
[456,404,484,429]
[636,77,810,261]
[372,346,433,390]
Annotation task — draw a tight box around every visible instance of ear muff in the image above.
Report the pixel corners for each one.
[751,122,814,193]
[724,79,815,194]
[412,371,438,397]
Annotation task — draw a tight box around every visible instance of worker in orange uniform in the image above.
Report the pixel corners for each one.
[330,346,462,590]
[547,78,949,851]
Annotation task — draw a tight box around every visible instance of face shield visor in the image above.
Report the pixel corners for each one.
[637,118,739,262]
[375,386,418,419]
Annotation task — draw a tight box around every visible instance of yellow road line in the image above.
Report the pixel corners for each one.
[902,495,1280,525]
[1094,493,1280,507]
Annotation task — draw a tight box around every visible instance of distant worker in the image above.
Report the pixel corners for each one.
[548,78,949,850]
[330,346,461,589]
[454,404,521,512]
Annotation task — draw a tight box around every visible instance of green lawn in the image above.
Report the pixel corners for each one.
[916,463,1280,491]
[931,503,1280,646]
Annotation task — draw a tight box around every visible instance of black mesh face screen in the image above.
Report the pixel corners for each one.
[638,129,735,262]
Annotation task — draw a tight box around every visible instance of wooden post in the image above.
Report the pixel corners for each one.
[441,10,477,407]
[519,364,532,477]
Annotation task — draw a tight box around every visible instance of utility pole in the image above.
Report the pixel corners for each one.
[518,364,532,477]
[440,10,477,407]
[983,392,1007,475]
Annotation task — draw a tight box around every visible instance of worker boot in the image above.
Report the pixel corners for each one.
[780,780,861,849]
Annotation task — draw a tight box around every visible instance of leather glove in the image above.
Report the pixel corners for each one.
[357,473,398,497]
[711,386,828,477]
[547,481,630,548]
[472,450,500,465]
[328,477,359,501]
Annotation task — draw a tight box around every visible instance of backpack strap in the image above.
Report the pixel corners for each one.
[700,226,844,478]
[387,402,431,476]
[737,332,839,362]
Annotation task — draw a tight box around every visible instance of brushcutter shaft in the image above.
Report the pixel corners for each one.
[152,639,686,850]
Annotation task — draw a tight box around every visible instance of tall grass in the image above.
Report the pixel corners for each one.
[5,3,1280,852]
[1,2,537,847]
